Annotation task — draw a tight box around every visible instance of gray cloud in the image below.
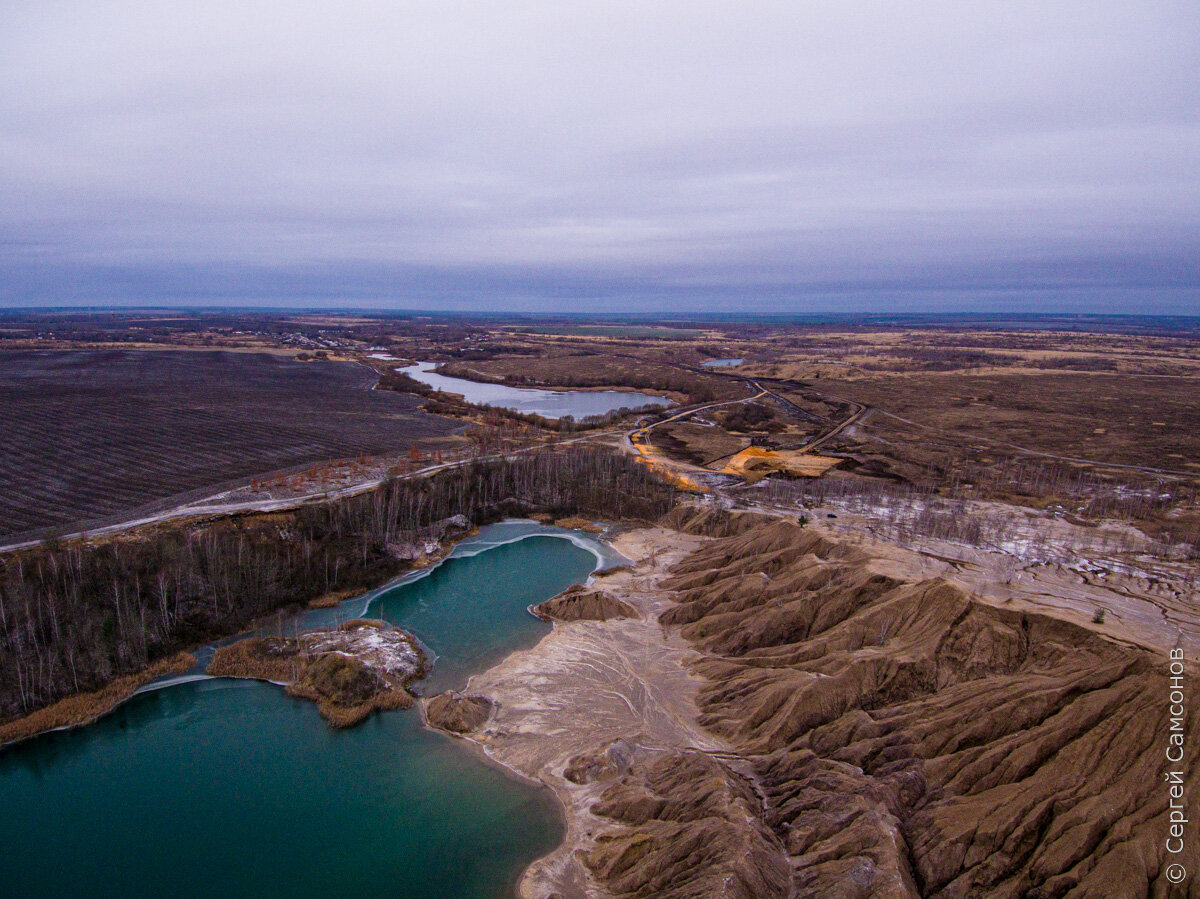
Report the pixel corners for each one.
[1,1,1198,311]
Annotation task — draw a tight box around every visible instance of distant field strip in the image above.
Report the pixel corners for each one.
[0,350,458,540]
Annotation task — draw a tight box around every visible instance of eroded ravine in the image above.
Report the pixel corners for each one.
[436,509,1199,898]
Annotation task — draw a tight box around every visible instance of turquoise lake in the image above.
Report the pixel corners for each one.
[0,524,605,899]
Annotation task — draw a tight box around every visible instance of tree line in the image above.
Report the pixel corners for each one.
[0,447,676,724]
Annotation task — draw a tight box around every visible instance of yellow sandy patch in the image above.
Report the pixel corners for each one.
[722,447,842,483]
[630,436,707,492]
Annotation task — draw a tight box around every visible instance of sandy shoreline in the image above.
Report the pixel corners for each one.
[10,504,1191,892]
[425,508,1200,897]
[427,526,718,898]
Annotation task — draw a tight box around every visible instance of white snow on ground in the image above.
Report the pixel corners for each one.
[302,623,424,681]
[754,486,1191,584]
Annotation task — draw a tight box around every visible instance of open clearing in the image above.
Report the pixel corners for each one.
[0,350,459,541]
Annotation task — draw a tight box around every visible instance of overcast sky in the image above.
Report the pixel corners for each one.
[2,1,1198,312]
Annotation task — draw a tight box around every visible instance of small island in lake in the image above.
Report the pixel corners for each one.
[207,620,427,728]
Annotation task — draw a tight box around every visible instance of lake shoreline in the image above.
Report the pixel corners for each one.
[431,364,686,403]
[0,520,494,751]
[0,652,197,750]
[0,521,614,899]
[401,361,677,416]
[424,525,717,899]
[0,516,628,754]
[1,517,639,898]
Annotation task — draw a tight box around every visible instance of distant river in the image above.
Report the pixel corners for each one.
[400,362,671,418]
[0,522,614,899]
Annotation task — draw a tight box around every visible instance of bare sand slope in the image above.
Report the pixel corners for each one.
[790,498,1200,658]
[429,511,1199,898]
[433,528,734,897]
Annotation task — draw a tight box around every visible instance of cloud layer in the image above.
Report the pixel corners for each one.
[2,1,1198,311]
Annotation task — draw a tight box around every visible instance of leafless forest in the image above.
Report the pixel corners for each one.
[0,447,675,723]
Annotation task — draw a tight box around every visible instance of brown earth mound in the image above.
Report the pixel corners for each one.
[207,619,426,728]
[658,504,786,538]
[583,750,792,898]
[532,588,638,622]
[587,519,1199,898]
[721,446,842,483]
[563,739,635,785]
[424,691,493,734]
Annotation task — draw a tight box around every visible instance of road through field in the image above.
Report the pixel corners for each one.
[0,380,773,552]
[0,350,461,541]
[752,381,867,452]
[624,387,765,490]
[0,433,609,554]
[871,408,1200,478]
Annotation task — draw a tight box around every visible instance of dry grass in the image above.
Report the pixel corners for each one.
[302,687,414,728]
[820,370,1200,471]
[207,638,299,683]
[554,516,603,533]
[0,652,196,746]
[306,587,361,609]
[744,327,1200,380]
[655,421,749,466]
[207,628,420,728]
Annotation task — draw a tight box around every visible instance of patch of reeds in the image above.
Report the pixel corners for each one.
[307,688,415,728]
[554,516,603,533]
[306,588,360,609]
[206,639,301,683]
[0,652,196,747]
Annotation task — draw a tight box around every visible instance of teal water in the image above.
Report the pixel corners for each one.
[374,537,582,691]
[0,528,600,899]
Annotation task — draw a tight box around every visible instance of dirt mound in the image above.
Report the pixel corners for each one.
[533,588,638,622]
[207,620,426,728]
[423,692,493,734]
[582,750,792,898]
[563,739,635,785]
[587,521,1199,898]
[658,504,784,538]
[722,446,842,482]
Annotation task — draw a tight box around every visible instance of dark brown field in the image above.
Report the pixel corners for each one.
[0,349,459,541]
